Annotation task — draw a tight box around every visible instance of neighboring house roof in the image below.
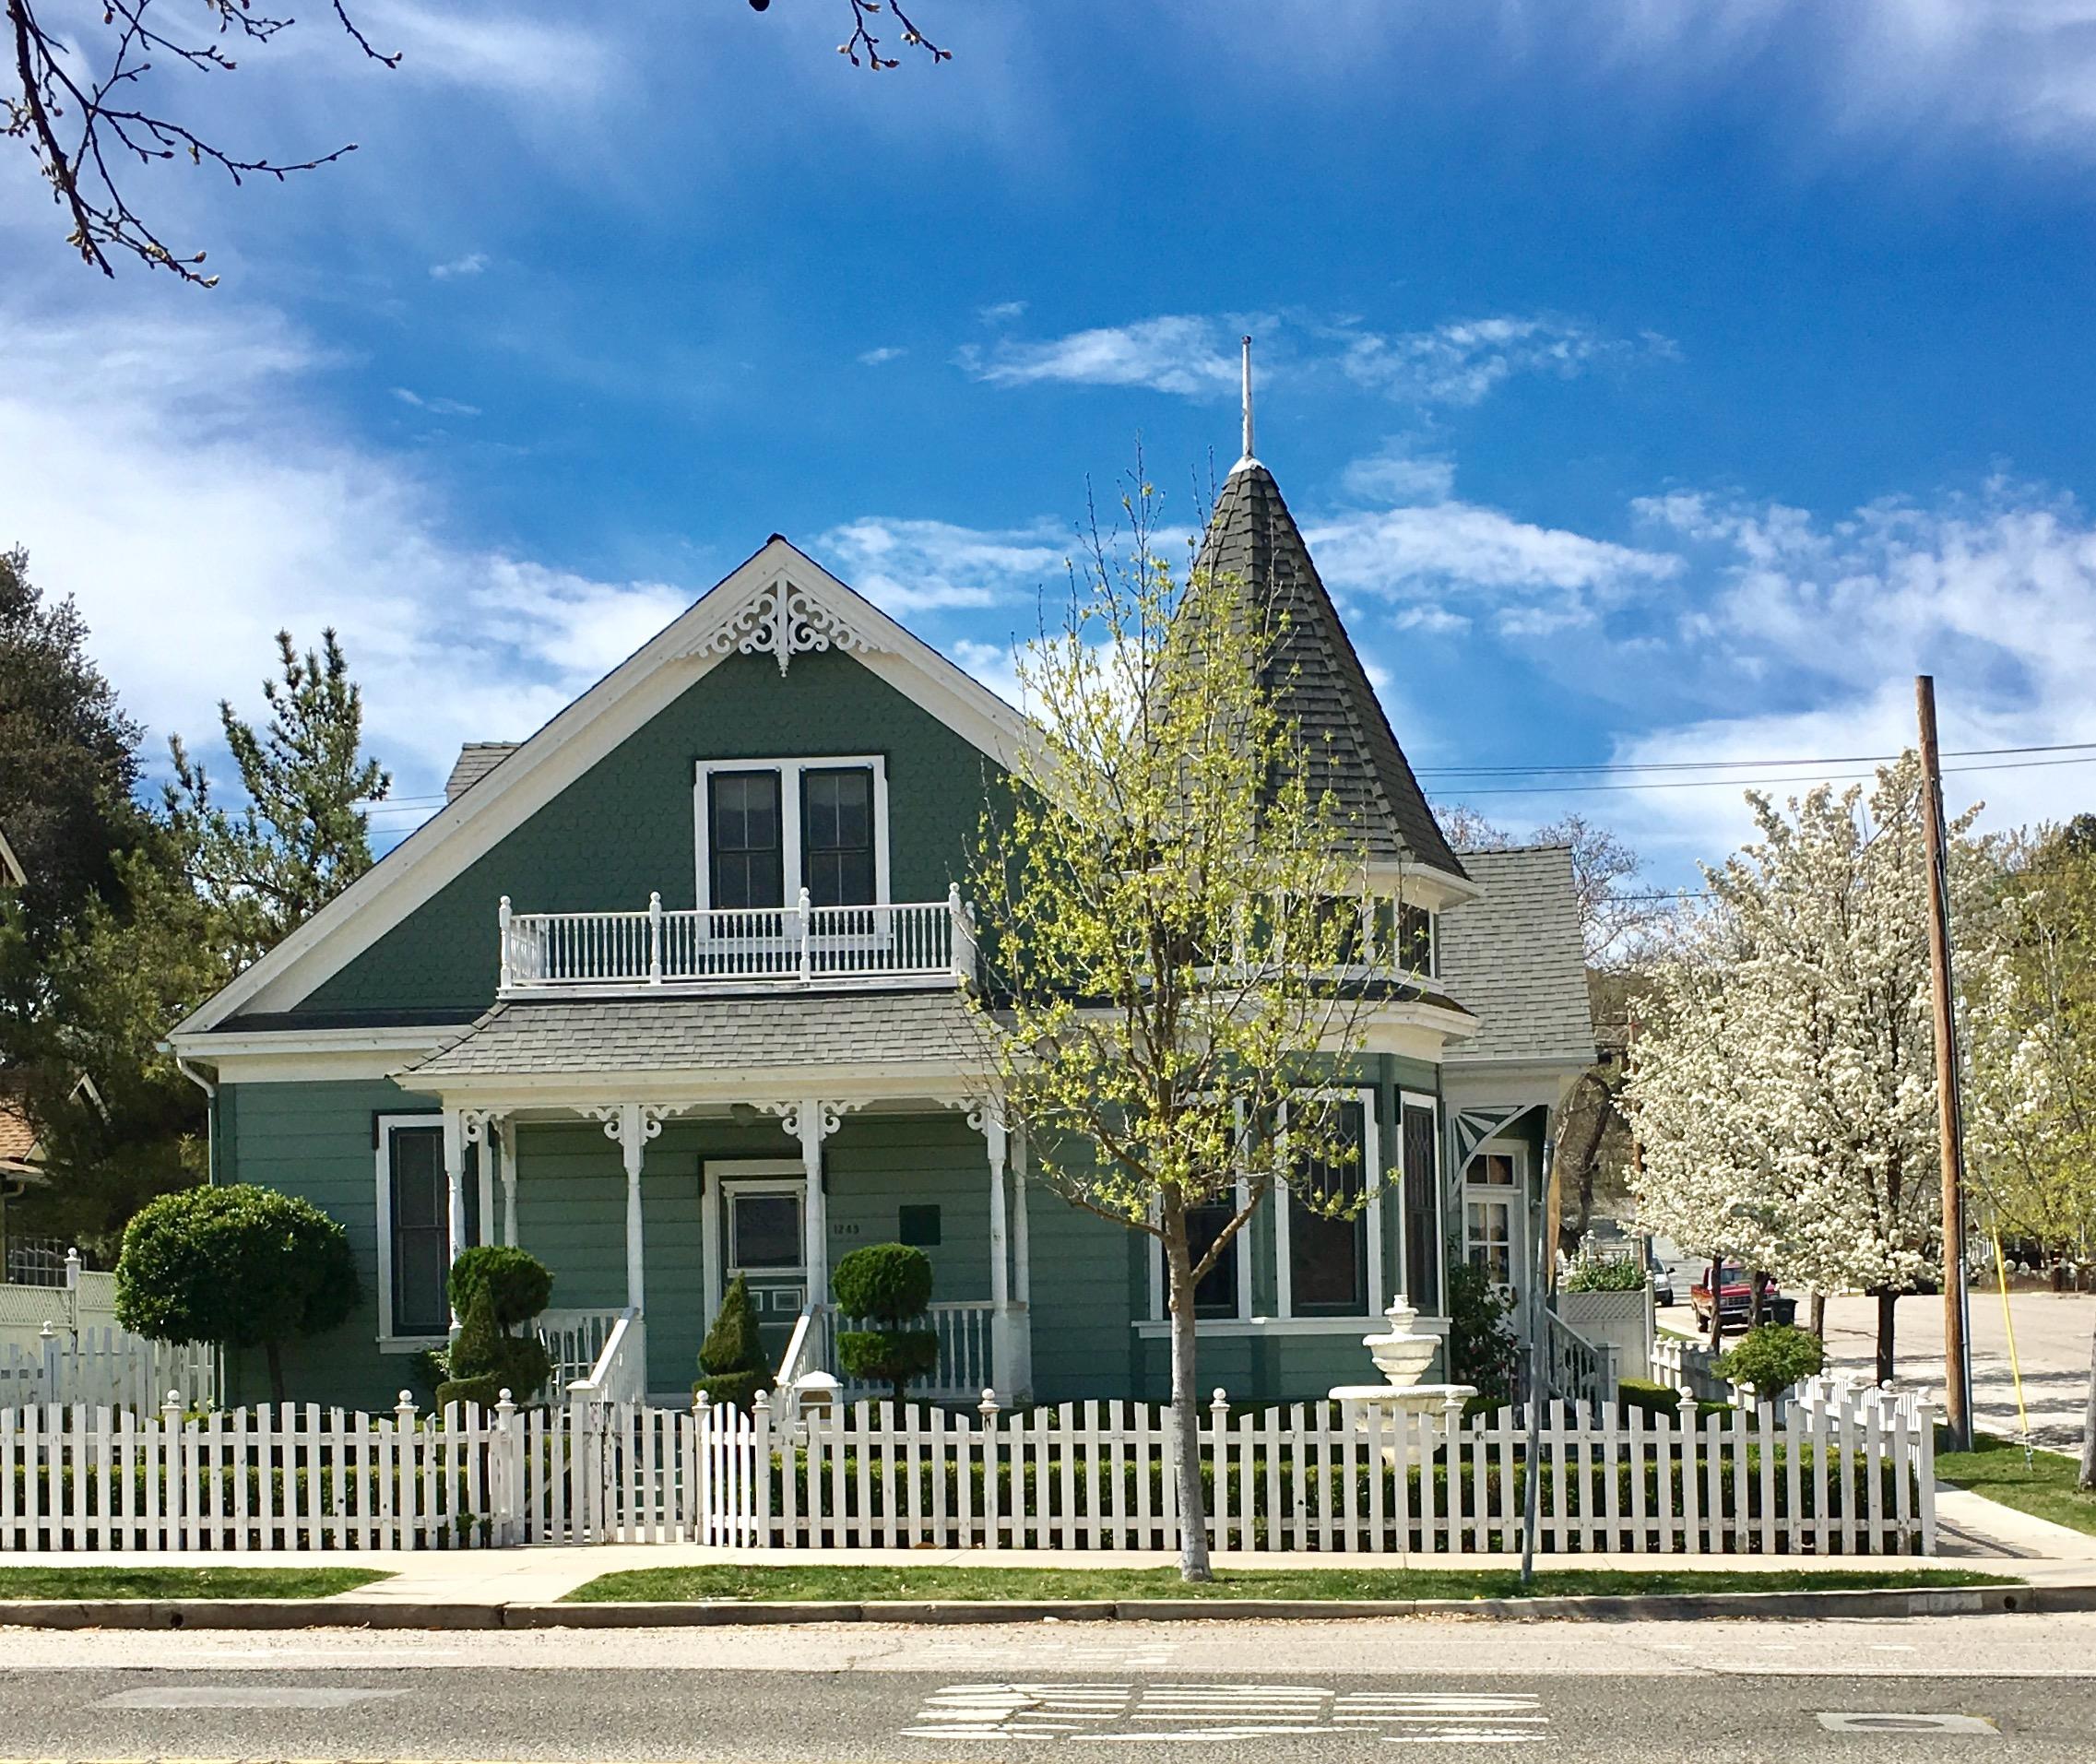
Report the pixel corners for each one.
[1193,462,1467,882]
[173,536,1040,1040]
[1436,846,1594,1066]
[0,1088,41,1179]
[0,826,23,890]
[406,989,978,1079]
[444,743,518,803]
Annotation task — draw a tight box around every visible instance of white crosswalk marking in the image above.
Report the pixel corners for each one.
[900,1682,1547,1744]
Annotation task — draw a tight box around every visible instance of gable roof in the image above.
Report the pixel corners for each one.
[1194,462,1466,881]
[1436,845,1593,1066]
[174,537,1038,1039]
[444,743,517,802]
[0,826,24,890]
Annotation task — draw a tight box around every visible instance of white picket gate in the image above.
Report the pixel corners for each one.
[0,1328,214,1412]
[0,1382,1936,1556]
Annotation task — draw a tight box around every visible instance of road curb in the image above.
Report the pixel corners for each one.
[0,1579,2078,1630]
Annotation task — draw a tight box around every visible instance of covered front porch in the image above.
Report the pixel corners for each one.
[396,991,1034,1406]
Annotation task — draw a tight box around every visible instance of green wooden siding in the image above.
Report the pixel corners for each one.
[301,648,1001,1019]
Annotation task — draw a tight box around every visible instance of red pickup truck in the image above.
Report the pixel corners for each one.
[1689,1264,1792,1333]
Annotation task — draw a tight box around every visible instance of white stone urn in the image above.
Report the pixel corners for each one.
[1364,1299,1439,1389]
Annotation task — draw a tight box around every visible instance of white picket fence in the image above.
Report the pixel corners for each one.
[1,1380,1935,1556]
[0,1328,214,1412]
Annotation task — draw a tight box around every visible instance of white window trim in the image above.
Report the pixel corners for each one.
[693,755,891,912]
[1395,1088,1443,1312]
[374,1112,450,1352]
[701,1157,806,1330]
[1273,1087,1383,1322]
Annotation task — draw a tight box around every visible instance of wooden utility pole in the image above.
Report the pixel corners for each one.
[1916,674,1973,1451]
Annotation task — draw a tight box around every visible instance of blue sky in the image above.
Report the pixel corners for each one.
[6,0,2096,885]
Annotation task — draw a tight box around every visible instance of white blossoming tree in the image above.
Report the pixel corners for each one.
[1627,757,1984,1383]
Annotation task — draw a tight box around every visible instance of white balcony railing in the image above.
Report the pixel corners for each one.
[499,885,976,995]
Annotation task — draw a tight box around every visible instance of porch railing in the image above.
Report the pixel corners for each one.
[820,1300,998,1402]
[566,1308,645,1404]
[1542,1305,1620,1408]
[498,886,976,994]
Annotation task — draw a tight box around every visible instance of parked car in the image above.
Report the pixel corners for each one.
[1689,1264,1789,1333]
[1644,1244,1676,1308]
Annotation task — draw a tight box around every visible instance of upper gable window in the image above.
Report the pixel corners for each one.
[696,757,888,912]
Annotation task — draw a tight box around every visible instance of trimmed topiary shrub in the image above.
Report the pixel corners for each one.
[695,1273,774,1411]
[1717,1322,1826,1397]
[832,1242,939,1404]
[115,1184,359,1404]
[447,1245,553,1330]
[435,1285,552,1410]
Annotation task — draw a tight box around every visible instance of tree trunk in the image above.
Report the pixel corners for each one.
[1162,1208,1213,1584]
[1809,1290,1827,1341]
[1706,1259,1724,1352]
[2079,1317,2096,1490]
[1748,1271,1768,1330]
[265,1337,286,1407]
[1874,1288,1897,1388]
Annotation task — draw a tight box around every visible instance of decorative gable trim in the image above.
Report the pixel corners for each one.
[172,537,1036,1042]
[687,574,884,676]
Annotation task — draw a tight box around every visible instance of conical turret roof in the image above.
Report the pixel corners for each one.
[1193,458,1466,881]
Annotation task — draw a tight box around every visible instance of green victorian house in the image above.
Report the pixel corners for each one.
[168,437,1594,1412]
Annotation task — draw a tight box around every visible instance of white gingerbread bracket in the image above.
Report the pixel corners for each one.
[693,575,881,677]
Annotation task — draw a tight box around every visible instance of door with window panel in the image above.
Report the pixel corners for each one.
[1463,1146,1525,1321]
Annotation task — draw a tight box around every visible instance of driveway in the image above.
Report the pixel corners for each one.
[1817,1291,2090,1451]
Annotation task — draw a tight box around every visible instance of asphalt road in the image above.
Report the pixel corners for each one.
[6,1614,2096,1761]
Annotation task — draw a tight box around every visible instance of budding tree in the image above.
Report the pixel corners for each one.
[965,477,1378,1583]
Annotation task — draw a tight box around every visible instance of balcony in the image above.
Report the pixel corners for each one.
[498,886,976,996]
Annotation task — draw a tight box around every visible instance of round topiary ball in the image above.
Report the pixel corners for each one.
[447,1245,553,1330]
[831,1242,933,1324]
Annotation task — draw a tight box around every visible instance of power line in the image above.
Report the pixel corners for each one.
[1434,752,2096,798]
[1415,740,2096,779]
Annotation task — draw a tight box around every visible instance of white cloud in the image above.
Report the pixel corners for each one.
[949,638,1027,712]
[361,0,616,101]
[958,315,1244,399]
[1340,444,1458,504]
[390,386,482,417]
[429,252,489,280]
[1305,502,1682,635]
[1340,316,1672,408]
[857,346,907,366]
[978,300,1028,324]
[0,301,692,811]
[819,516,1068,616]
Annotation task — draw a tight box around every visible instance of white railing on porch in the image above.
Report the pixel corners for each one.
[0,1379,1935,1554]
[565,1308,645,1403]
[534,1308,622,1391]
[498,887,976,995]
[1544,1306,1620,1407]
[820,1300,998,1402]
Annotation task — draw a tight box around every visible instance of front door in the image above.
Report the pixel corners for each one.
[1463,1144,1528,1333]
[725,1179,807,1365]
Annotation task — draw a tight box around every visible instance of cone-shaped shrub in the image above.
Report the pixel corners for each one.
[695,1272,774,1411]
[832,1242,939,1403]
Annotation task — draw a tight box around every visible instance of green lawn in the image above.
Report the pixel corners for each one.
[562,1563,2007,1604]
[1937,1431,2096,1538]
[0,1566,392,1600]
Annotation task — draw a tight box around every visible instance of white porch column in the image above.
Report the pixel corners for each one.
[970,1103,1015,1397]
[442,1109,468,1324]
[497,1118,519,1248]
[1011,1124,1031,1308]
[619,1102,646,1316]
[797,1100,827,1308]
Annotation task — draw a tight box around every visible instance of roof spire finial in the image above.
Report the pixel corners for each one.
[1238,334,1257,469]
